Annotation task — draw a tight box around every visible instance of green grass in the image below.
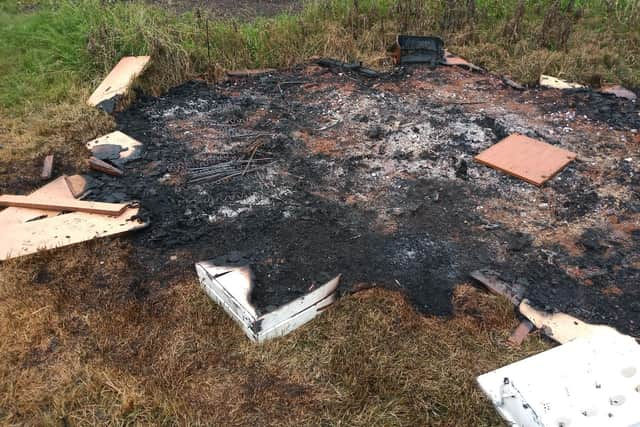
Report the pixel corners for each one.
[0,0,638,114]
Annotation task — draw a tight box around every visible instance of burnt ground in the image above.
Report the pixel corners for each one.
[77,63,640,335]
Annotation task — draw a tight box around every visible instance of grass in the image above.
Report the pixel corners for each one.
[0,241,550,425]
[1,0,638,424]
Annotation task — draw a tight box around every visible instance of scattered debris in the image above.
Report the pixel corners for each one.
[507,319,535,347]
[0,176,147,261]
[85,131,144,164]
[471,269,524,305]
[195,259,340,342]
[443,49,484,72]
[518,299,619,344]
[390,35,444,66]
[598,84,637,101]
[87,56,150,113]
[187,158,274,184]
[474,133,577,186]
[88,156,124,177]
[0,194,127,216]
[478,331,640,426]
[539,74,585,90]
[40,154,54,180]
[501,76,525,90]
[316,58,379,78]
[114,64,640,334]
[227,68,276,78]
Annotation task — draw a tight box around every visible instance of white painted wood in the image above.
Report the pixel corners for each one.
[195,261,340,343]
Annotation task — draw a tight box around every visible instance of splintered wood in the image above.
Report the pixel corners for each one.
[0,175,147,261]
[41,154,54,180]
[87,56,150,111]
[475,134,576,186]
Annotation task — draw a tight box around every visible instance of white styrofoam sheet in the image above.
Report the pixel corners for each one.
[477,332,640,427]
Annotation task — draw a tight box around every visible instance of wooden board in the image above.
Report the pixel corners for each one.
[443,50,483,72]
[519,299,618,344]
[474,134,576,186]
[87,56,150,108]
[41,154,54,180]
[0,195,127,216]
[0,207,148,261]
[88,157,124,176]
[470,269,524,305]
[0,176,73,226]
[507,319,534,347]
[85,131,143,162]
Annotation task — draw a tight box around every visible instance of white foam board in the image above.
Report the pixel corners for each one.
[477,332,640,426]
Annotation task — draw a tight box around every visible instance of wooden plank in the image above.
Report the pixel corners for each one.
[0,176,74,226]
[443,50,483,72]
[87,56,150,110]
[40,154,54,180]
[0,207,148,261]
[258,275,340,333]
[88,157,123,176]
[470,269,524,305]
[507,319,534,347]
[475,134,576,186]
[0,195,126,216]
[518,299,618,344]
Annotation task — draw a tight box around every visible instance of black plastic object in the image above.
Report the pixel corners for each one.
[396,35,445,66]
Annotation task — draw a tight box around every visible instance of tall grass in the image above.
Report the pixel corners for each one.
[0,0,639,114]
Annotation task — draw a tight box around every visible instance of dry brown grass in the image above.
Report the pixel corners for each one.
[0,99,113,193]
[0,238,550,425]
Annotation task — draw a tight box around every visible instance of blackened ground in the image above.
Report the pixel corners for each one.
[104,64,640,334]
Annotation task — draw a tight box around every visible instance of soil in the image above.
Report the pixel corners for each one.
[81,62,640,334]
